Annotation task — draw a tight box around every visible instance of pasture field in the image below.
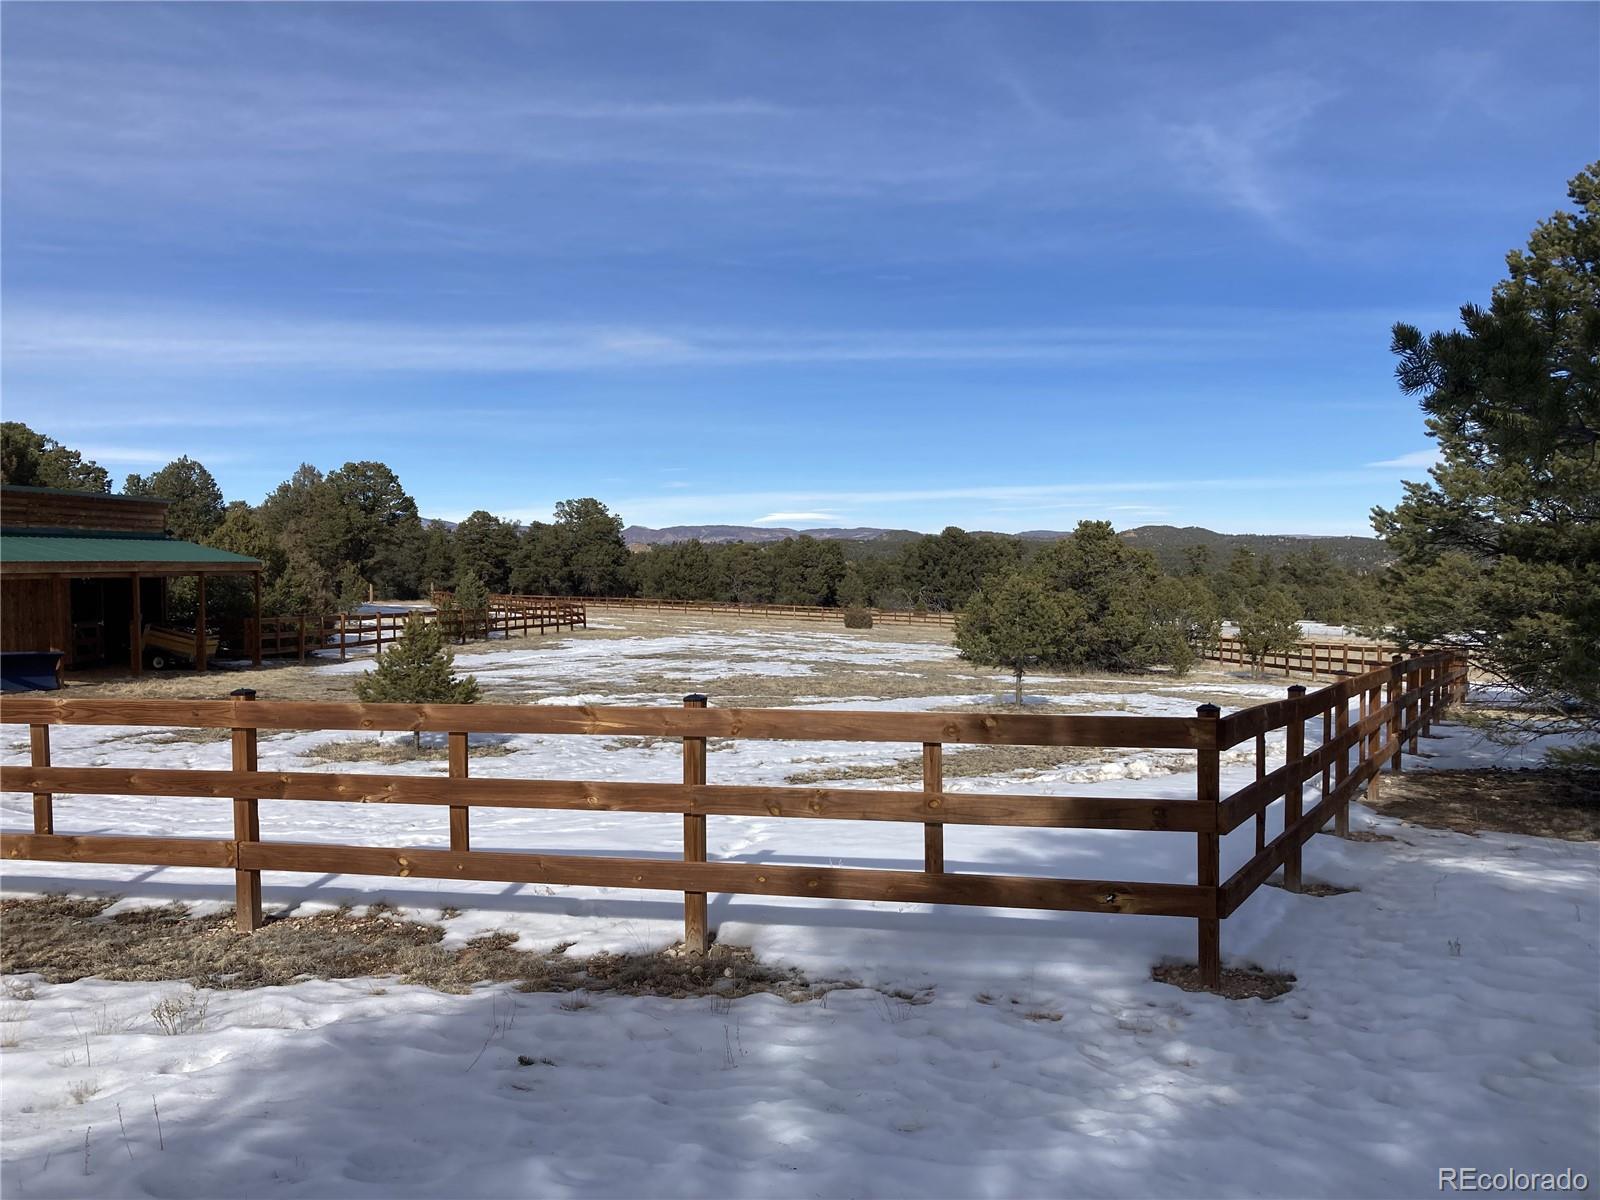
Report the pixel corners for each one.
[2,615,1595,1198]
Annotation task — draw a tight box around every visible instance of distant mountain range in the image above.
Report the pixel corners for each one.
[620,522,1391,569]
[621,524,921,546]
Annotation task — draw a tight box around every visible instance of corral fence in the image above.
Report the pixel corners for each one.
[236,599,587,662]
[496,593,959,627]
[1204,636,1402,679]
[0,651,1465,986]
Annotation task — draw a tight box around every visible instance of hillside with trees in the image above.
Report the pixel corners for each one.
[0,426,1391,634]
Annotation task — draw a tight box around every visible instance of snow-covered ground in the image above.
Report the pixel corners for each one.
[2,627,1596,1198]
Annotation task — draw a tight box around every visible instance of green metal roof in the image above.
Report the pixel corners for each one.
[0,531,259,568]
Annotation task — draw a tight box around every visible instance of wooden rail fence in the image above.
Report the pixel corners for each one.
[238,600,586,662]
[1204,636,1402,679]
[497,593,959,627]
[0,651,1465,986]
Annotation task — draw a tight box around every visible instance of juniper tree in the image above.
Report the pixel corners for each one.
[354,616,480,749]
[452,571,491,642]
[1029,521,1170,671]
[1236,588,1303,677]
[955,574,1082,704]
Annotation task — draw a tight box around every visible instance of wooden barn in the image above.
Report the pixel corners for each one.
[0,485,263,674]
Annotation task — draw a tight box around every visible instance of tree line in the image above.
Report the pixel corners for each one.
[0,428,1384,633]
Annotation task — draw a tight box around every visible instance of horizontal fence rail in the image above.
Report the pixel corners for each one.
[0,651,1466,985]
[1203,635,1403,679]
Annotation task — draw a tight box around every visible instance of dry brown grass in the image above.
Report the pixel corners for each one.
[301,736,519,765]
[786,743,1110,785]
[1152,961,1296,1000]
[1366,768,1599,841]
[0,895,854,1001]
[1266,880,1358,897]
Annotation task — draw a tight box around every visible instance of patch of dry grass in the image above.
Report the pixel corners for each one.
[787,743,1107,785]
[300,736,519,766]
[1266,880,1358,897]
[1152,961,1295,1000]
[0,895,854,1002]
[1366,768,1598,841]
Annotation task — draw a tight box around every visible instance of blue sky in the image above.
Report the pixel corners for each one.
[2,3,1595,535]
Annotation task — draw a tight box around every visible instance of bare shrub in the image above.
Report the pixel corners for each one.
[150,989,210,1036]
[0,1002,27,1047]
[67,1078,100,1105]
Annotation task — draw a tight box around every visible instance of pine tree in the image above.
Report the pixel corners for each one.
[1373,162,1599,728]
[354,616,480,749]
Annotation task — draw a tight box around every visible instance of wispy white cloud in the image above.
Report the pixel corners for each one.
[79,445,235,466]
[2,307,1309,374]
[1366,449,1438,469]
[753,511,837,524]
[1159,72,1335,229]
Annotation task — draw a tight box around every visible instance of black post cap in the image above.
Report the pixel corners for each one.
[230,688,257,699]
[1196,703,1221,718]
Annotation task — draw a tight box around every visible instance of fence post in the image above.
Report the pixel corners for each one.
[1388,656,1404,772]
[297,615,306,663]
[339,613,347,661]
[1284,685,1306,892]
[682,694,709,955]
[1196,703,1222,989]
[1365,675,1384,809]
[449,731,470,851]
[1333,695,1351,837]
[29,724,52,834]
[1421,659,1436,737]
[922,743,944,873]
[230,688,262,932]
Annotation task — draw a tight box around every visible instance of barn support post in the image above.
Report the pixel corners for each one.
[252,572,263,669]
[129,571,142,675]
[682,694,709,955]
[53,577,71,669]
[231,688,262,931]
[194,574,207,674]
[1195,703,1222,989]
